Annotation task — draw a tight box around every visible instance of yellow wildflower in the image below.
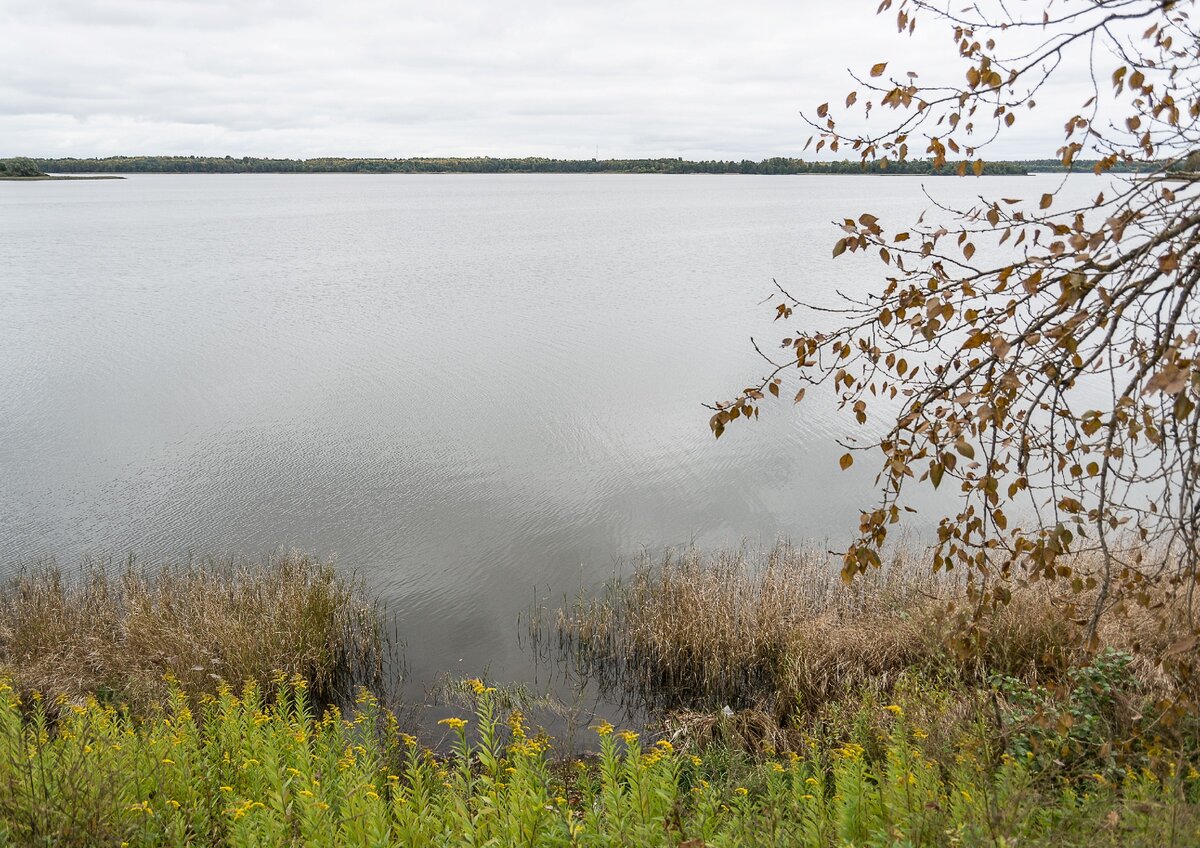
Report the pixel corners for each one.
[438,717,468,730]
[884,705,903,716]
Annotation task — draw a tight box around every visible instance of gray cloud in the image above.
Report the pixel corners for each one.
[0,0,1117,159]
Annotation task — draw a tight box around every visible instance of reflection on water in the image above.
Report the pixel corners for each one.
[0,172,1112,696]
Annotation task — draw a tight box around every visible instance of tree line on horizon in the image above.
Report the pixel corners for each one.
[23,154,1155,175]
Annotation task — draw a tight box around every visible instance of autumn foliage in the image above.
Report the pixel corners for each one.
[711,1,1200,671]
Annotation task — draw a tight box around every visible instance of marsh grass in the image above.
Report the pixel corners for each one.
[0,550,384,713]
[551,542,1186,726]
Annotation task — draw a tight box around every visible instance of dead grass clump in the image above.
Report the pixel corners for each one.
[663,706,785,755]
[0,550,383,712]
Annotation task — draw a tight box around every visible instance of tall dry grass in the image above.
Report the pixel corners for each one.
[0,550,384,712]
[553,542,1181,721]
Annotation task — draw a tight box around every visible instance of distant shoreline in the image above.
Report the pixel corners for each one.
[26,155,1158,177]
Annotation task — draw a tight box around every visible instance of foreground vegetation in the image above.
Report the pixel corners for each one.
[2,676,1196,847]
[0,546,1196,844]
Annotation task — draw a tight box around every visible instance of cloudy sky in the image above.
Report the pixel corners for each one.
[1,0,1097,160]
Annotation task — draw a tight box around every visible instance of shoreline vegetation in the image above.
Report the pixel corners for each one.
[1,545,1197,844]
[23,154,1159,176]
[0,156,123,180]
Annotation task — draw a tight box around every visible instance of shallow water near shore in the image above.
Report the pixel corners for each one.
[0,172,1109,709]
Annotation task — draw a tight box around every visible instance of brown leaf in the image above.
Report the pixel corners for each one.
[840,453,854,470]
[870,62,888,77]
[1164,634,1199,657]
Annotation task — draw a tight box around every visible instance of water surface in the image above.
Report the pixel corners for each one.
[0,172,1098,694]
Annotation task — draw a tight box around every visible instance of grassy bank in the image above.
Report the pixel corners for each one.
[2,677,1196,847]
[0,552,384,713]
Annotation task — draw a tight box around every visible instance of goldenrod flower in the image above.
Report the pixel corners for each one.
[438,717,468,730]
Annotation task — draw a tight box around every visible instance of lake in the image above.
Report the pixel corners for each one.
[0,172,1101,699]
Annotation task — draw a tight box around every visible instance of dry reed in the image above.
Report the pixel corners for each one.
[0,550,384,712]
[554,542,1181,723]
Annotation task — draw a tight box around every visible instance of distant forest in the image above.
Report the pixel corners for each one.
[29,155,1155,176]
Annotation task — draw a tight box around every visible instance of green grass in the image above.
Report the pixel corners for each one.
[1,677,1195,847]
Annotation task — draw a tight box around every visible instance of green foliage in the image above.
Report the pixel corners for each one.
[0,676,1195,847]
[0,157,44,177]
[993,649,1151,776]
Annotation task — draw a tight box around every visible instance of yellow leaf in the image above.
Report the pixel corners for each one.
[870,62,888,77]
[839,453,854,470]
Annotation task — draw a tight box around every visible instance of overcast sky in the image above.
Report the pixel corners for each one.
[0,0,1098,160]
